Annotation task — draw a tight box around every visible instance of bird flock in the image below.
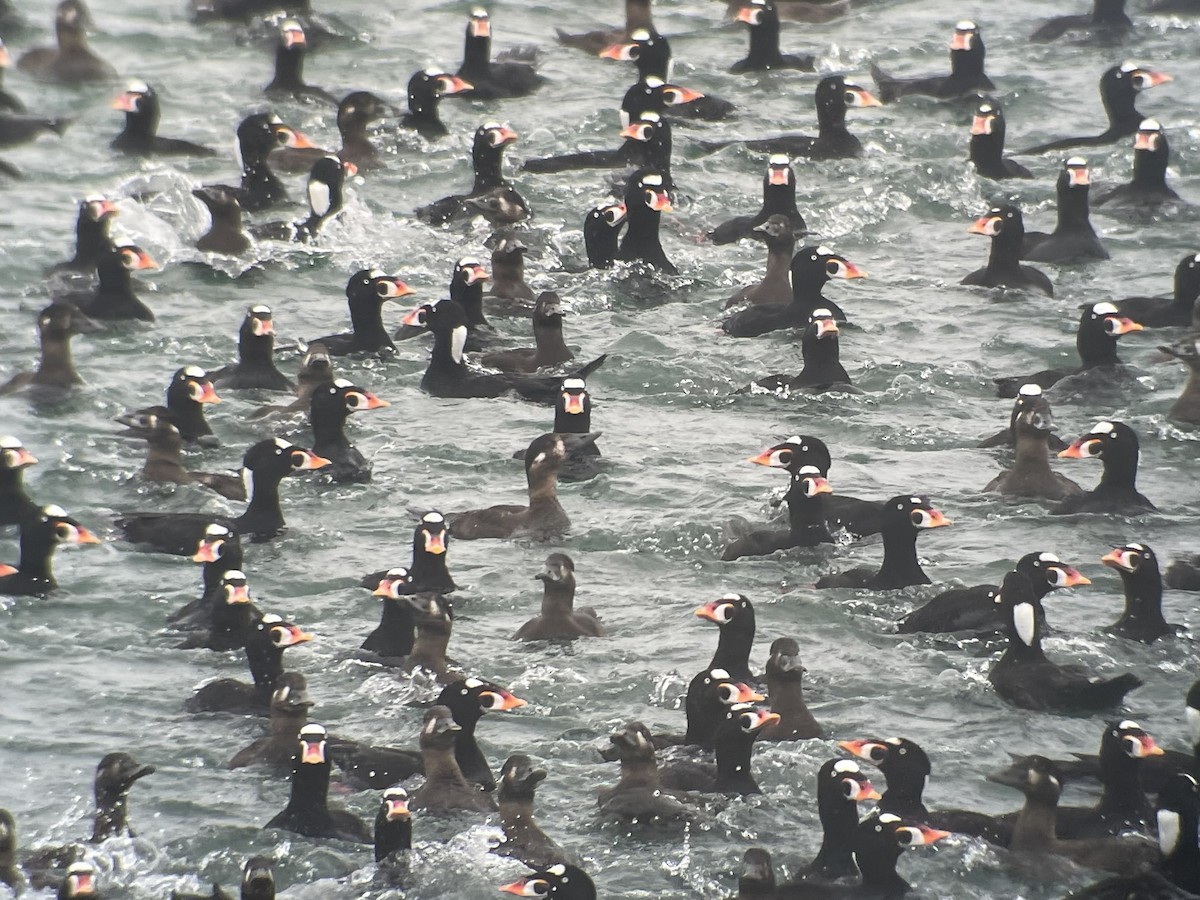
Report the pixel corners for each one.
[1,0,1200,898]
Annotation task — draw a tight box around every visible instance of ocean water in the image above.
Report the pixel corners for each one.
[1,0,1198,897]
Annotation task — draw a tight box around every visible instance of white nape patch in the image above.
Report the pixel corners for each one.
[300,723,326,737]
[816,245,833,255]
[273,437,294,449]
[464,676,484,688]
[241,467,254,504]
[1120,61,1139,73]
[798,465,821,475]
[768,153,789,166]
[879,813,900,824]
[1090,420,1114,435]
[1018,384,1042,397]
[1158,810,1181,856]
[126,80,149,94]
[1047,774,1060,790]
[183,365,206,378]
[308,179,332,217]
[1013,603,1036,646]
[333,378,353,389]
[1193,253,1200,263]
[423,512,444,523]
[252,305,272,315]
[833,759,859,774]
[956,20,976,30]
[619,108,632,129]
[262,613,282,624]
[450,326,467,364]
[1186,706,1200,744]
[43,504,67,517]
[1140,118,1162,131]
[642,173,663,187]
[710,668,731,679]
[1066,156,1087,167]
[1038,552,1060,563]
[205,524,231,536]
[0,436,21,448]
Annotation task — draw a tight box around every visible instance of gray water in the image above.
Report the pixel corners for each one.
[1,0,1199,897]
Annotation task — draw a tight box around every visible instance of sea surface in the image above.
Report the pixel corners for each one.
[1,0,1199,897]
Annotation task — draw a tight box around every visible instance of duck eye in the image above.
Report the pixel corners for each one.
[825,260,840,276]
[54,523,72,540]
[290,451,306,466]
[777,450,792,464]
[841,778,858,798]
[345,393,362,409]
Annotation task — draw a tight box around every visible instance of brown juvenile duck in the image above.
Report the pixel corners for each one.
[982,384,1083,502]
[724,214,795,309]
[408,706,497,815]
[493,754,575,869]
[513,553,605,640]
[0,303,97,398]
[114,412,245,500]
[757,637,822,740]
[228,673,315,771]
[477,292,574,374]
[17,0,116,84]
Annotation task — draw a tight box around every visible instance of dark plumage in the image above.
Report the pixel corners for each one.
[264,19,337,105]
[48,196,117,275]
[742,308,855,395]
[416,122,527,226]
[816,496,950,590]
[522,110,670,179]
[1022,158,1108,262]
[210,307,296,392]
[453,8,546,100]
[729,0,814,73]
[1113,252,1200,328]
[408,706,497,815]
[193,187,250,256]
[499,865,596,900]
[598,722,696,824]
[962,205,1053,296]
[982,385,1083,501]
[310,269,412,357]
[694,593,756,683]
[493,755,574,869]
[1054,420,1156,515]
[601,29,734,121]
[723,246,865,337]
[556,0,652,55]
[228,672,315,770]
[477,292,574,374]
[308,378,389,483]
[1161,335,1200,427]
[1018,63,1172,154]
[584,202,627,268]
[436,676,527,792]
[989,569,1143,711]
[208,113,306,212]
[968,99,1032,180]
[514,553,605,639]
[114,412,244,500]
[616,169,675,273]
[17,0,115,83]
[400,70,472,140]
[710,156,806,246]
[0,505,100,596]
[793,759,880,880]
[264,724,372,843]
[1101,543,1181,643]
[724,215,795,309]
[185,613,313,714]
[871,20,994,101]
[994,303,1143,398]
[758,638,822,740]
[90,752,156,842]
[1093,119,1184,211]
[359,511,458,594]
[484,237,536,315]
[127,366,220,447]
[62,241,158,321]
[110,81,215,157]
[1030,0,1132,42]
[251,155,356,243]
[373,788,412,873]
[0,436,40,528]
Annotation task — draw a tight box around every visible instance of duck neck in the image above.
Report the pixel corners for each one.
[877,527,928,586]
[1010,792,1059,850]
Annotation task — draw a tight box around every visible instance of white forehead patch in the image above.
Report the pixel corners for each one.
[562,378,586,390]
[833,759,860,774]
[1093,302,1119,315]
[710,668,731,679]
[1128,542,1146,551]
[333,378,353,389]
[816,245,833,255]
[251,305,271,315]
[205,524,231,536]
[422,511,445,524]
[1038,552,1060,563]
[1121,61,1139,73]
[879,812,901,824]
[43,504,68,517]
[1119,719,1140,729]
[1066,157,1087,167]
[1017,384,1042,397]
[956,20,976,30]
[630,28,651,40]
[300,723,327,737]
[644,76,664,88]
[464,676,484,688]
[1090,421,1114,435]
[225,569,247,580]
[273,437,294,449]
[1140,118,1162,131]
[183,365,206,378]
[642,173,663,187]
[0,436,21,449]
[126,80,150,94]
[261,614,283,625]
[768,154,789,166]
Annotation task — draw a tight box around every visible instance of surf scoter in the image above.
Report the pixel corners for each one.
[493,755,574,869]
[523,110,671,180]
[373,787,411,872]
[409,705,497,815]
[110,81,215,157]
[192,186,250,256]
[0,505,99,596]
[210,113,312,212]
[400,69,472,140]
[485,237,535,315]
[897,550,1089,636]
[601,28,735,120]
[977,384,1069,452]
[447,432,599,541]
[1113,252,1200,328]
[186,613,312,714]
[659,702,779,795]
[0,106,69,148]
[615,169,675,272]
[265,724,372,842]
[1018,62,1171,154]
[167,523,244,630]
[729,0,814,73]
[723,246,865,337]
[175,568,259,651]
[703,76,880,160]
[499,864,596,900]
[557,0,652,54]
[694,593,756,683]
[584,202,627,268]
[210,307,296,392]
[871,20,994,101]
[306,378,387,483]
[993,303,1143,398]
[477,292,574,375]
[228,672,314,770]
[969,99,1032,181]
[0,436,39,527]
[619,75,705,127]
[453,8,545,100]
[59,239,157,322]
[17,0,115,83]
[1160,336,1200,427]
[982,387,1083,501]
[989,569,1143,710]
[125,366,220,447]
[436,676,526,791]
[1093,119,1184,212]
[523,377,605,482]
[264,19,336,105]
[816,496,950,590]
[359,511,457,593]
[1022,158,1108,262]
[403,298,606,401]
[962,205,1053,296]
[743,308,856,395]
[309,269,412,357]
[758,637,822,740]
[710,156,806,246]
[790,760,880,881]
[598,722,697,824]
[48,195,117,275]
[721,459,833,559]
[276,91,394,172]
[417,122,526,226]
[116,437,329,553]
[114,412,243,499]
[1101,543,1181,643]
[253,155,357,243]
[514,553,605,639]
[1030,0,1132,42]
[1054,420,1156,515]
[723,216,795,310]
